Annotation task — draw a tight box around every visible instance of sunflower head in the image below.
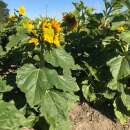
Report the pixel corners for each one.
[41,21,54,43]
[63,13,77,31]
[18,6,25,16]
[41,20,61,47]
[29,38,39,45]
[117,26,125,33]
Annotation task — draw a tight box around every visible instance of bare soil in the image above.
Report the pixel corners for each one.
[70,103,130,130]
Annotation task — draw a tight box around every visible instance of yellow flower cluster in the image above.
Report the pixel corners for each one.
[23,20,38,45]
[41,19,61,47]
[8,6,25,22]
[117,26,125,33]
[18,6,25,16]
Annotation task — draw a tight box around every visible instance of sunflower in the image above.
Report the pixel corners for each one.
[117,26,125,33]
[63,13,77,31]
[29,38,39,45]
[41,21,54,43]
[18,6,25,16]
[41,20,61,47]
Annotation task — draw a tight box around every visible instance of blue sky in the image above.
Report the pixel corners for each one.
[4,0,104,19]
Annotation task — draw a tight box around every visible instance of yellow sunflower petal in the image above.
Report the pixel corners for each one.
[29,38,39,45]
[51,19,61,33]
[41,20,61,46]
[117,26,125,33]
[53,34,60,47]
[18,6,25,16]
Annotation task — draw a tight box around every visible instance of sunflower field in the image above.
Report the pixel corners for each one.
[1,0,130,130]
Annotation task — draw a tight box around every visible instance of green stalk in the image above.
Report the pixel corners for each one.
[39,39,45,67]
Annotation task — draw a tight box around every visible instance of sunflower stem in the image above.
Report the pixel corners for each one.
[39,41,45,67]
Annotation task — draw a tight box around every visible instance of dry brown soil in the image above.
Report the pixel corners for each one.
[70,103,130,130]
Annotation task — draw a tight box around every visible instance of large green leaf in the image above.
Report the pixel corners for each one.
[0,100,34,130]
[85,63,99,81]
[44,47,78,73]
[0,77,12,99]
[49,120,71,130]
[120,31,130,43]
[0,46,6,56]
[55,75,79,92]
[102,90,116,99]
[121,93,130,111]
[7,27,28,50]
[82,81,96,102]
[16,64,78,130]
[0,77,12,92]
[16,64,79,107]
[16,64,57,106]
[41,90,77,130]
[107,56,130,90]
[113,99,129,124]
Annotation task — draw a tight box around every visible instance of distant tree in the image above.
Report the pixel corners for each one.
[0,0,9,24]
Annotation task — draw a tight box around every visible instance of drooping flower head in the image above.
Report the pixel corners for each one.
[18,6,25,16]
[41,19,61,47]
[41,21,54,43]
[63,13,77,31]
